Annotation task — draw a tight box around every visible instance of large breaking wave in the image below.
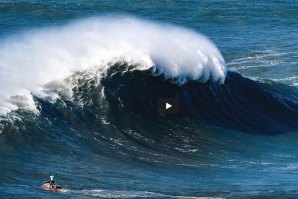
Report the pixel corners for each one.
[0,16,297,135]
[1,62,298,135]
[0,16,226,116]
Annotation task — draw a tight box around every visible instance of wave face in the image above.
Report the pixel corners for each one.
[101,64,298,134]
[0,16,226,110]
[2,63,297,135]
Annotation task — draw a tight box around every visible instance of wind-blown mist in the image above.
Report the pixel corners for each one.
[0,16,226,106]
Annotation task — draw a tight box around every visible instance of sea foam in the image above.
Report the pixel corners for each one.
[0,16,226,113]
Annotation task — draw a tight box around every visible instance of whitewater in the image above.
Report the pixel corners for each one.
[0,16,226,115]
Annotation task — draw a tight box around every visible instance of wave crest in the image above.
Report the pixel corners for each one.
[0,16,226,105]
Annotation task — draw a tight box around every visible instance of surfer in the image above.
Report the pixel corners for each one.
[46,175,55,185]
[41,174,69,192]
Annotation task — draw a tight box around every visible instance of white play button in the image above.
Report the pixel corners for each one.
[166,102,172,110]
[157,98,180,114]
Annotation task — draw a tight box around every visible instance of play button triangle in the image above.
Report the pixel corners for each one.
[166,102,172,110]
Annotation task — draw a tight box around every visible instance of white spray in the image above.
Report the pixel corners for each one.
[0,16,226,115]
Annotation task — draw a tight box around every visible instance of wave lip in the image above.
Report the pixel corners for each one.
[0,16,226,107]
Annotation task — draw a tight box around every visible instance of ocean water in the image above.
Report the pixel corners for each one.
[0,1,297,198]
